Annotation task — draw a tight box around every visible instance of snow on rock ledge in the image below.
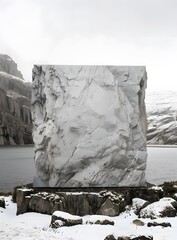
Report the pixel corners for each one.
[32,65,147,187]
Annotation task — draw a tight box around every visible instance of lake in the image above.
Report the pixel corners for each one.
[0,146,177,192]
[0,146,35,192]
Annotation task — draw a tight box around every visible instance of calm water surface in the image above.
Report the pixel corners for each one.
[0,146,177,192]
[0,146,35,192]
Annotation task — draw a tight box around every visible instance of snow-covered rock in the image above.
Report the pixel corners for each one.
[147,221,171,228]
[159,197,177,209]
[104,235,153,240]
[51,210,82,228]
[146,91,177,145]
[32,65,147,187]
[139,200,176,219]
[132,198,149,215]
[173,193,177,201]
[0,54,23,79]
[84,215,114,225]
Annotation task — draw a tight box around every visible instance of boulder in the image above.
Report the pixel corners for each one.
[132,198,149,215]
[131,237,153,240]
[28,192,64,215]
[104,235,153,240]
[159,197,177,209]
[132,219,145,226]
[173,193,177,201]
[16,188,34,215]
[98,197,120,216]
[50,211,82,228]
[147,221,171,227]
[32,65,147,188]
[0,197,5,208]
[85,215,114,225]
[139,200,176,219]
[104,235,117,240]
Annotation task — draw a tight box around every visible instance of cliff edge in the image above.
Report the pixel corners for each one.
[0,54,32,145]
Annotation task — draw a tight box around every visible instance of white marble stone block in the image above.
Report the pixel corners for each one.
[32,65,147,187]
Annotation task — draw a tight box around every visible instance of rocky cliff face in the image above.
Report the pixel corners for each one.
[0,54,33,145]
[0,54,23,79]
[146,91,177,145]
[32,65,147,187]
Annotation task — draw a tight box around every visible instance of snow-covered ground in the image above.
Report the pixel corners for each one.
[1,196,177,240]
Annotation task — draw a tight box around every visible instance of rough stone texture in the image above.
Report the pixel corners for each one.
[50,211,114,228]
[16,188,34,215]
[139,199,177,219]
[146,91,177,145]
[14,186,165,216]
[0,197,5,208]
[132,219,145,226]
[131,237,153,240]
[0,54,23,79]
[132,198,149,215]
[15,188,127,216]
[162,182,177,198]
[0,54,33,145]
[85,215,114,225]
[104,235,153,240]
[147,221,171,227]
[50,211,83,228]
[32,65,147,187]
[173,193,177,201]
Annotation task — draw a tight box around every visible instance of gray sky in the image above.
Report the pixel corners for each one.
[0,0,177,92]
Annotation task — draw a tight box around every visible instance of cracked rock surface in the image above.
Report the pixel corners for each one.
[32,65,147,187]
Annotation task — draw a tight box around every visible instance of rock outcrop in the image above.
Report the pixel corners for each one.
[15,188,127,216]
[14,186,163,216]
[0,54,23,79]
[0,54,33,145]
[32,65,147,187]
[139,198,177,219]
[146,91,177,145]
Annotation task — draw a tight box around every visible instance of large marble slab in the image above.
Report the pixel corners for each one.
[32,65,147,187]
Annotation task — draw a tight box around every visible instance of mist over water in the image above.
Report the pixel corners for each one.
[0,146,177,192]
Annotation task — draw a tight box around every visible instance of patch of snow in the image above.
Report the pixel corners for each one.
[53,211,82,221]
[132,198,148,212]
[1,196,177,239]
[150,186,163,191]
[160,197,175,202]
[0,70,24,82]
[83,215,113,224]
[17,188,33,192]
[6,90,29,100]
[64,192,99,196]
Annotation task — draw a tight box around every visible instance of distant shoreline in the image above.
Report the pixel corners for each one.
[147,144,177,148]
[0,144,34,148]
[0,144,177,148]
